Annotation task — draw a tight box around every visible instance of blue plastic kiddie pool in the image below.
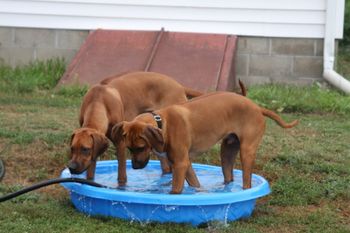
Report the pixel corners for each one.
[60,160,270,226]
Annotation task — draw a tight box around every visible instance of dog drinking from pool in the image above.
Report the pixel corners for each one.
[111,91,298,194]
[67,72,203,185]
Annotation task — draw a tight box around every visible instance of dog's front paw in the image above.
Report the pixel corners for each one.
[223,178,233,185]
[118,178,127,186]
[86,175,95,180]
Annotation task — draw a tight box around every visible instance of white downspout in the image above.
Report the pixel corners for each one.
[323,0,350,94]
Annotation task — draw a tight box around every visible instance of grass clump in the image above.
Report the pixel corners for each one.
[0,58,66,93]
[0,56,88,98]
[55,84,89,98]
[248,84,350,114]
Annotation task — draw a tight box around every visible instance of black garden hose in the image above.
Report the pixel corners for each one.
[0,159,4,182]
[0,177,108,202]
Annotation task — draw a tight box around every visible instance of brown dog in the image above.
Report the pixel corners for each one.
[111,91,298,194]
[68,71,203,185]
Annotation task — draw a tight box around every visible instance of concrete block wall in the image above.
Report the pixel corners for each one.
[235,37,324,86]
[0,27,88,66]
[0,27,325,86]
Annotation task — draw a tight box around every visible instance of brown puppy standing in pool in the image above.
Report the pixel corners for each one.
[111,92,298,194]
[68,71,203,185]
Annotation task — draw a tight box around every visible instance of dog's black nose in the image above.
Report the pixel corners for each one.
[68,161,78,173]
[132,159,148,169]
[132,162,142,169]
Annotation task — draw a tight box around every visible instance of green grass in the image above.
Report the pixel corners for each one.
[0,60,350,232]
[247,84,350,114]
[0,58,66,93]
[0,198,203,233]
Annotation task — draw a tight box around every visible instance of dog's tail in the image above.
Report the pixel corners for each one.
[261,108,299,128]
[238,79,247,96]
[184,87,203,99]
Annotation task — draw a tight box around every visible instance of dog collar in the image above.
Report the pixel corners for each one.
[151,112,162,129]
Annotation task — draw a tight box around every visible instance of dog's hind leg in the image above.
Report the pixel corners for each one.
[239,145,256,189]
[220,134,240,184]
[239,132,264,189]
[240,120,265,189]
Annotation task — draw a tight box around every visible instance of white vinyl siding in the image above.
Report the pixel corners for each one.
[0,0,345,38]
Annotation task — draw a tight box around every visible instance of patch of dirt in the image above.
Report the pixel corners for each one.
[1,140,66,186]
[330,200,350,222]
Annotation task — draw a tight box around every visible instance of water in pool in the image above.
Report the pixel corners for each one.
[72,164,262,194]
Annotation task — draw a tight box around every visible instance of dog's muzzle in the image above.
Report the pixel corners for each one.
[67,161,80,174]
[131,159,148,169]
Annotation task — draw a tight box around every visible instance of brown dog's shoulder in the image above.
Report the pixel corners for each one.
[100,76,116,85]
[100,71,131,85]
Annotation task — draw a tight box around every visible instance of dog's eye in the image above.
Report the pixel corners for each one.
[81,147,91,155]
[128,146,145,153]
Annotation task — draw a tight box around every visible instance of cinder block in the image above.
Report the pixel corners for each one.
[235,54,248,76]
[36,48,77,64]
[294,56,323,78]
[237,37,269,55]
[0,47,12,65]
[11,47,35,66]
[315,39,323,56]
[14,28,55,48]
[0,27,14,47]
[56,30,89,49]
[0,47,34,67]
[249,55,292,78]
[238,75,271,86]
[271,38,315,56]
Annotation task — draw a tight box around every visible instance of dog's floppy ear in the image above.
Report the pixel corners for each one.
[111,122,125,144]
[143,126,164,152]
[91,132,109,160]
[69,132,75,145]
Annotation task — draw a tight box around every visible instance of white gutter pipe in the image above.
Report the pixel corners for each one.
[323,0,350,94]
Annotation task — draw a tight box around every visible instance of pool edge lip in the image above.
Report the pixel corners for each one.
[61,160,270,206]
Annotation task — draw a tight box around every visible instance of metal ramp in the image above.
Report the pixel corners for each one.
[59,29,238,92]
